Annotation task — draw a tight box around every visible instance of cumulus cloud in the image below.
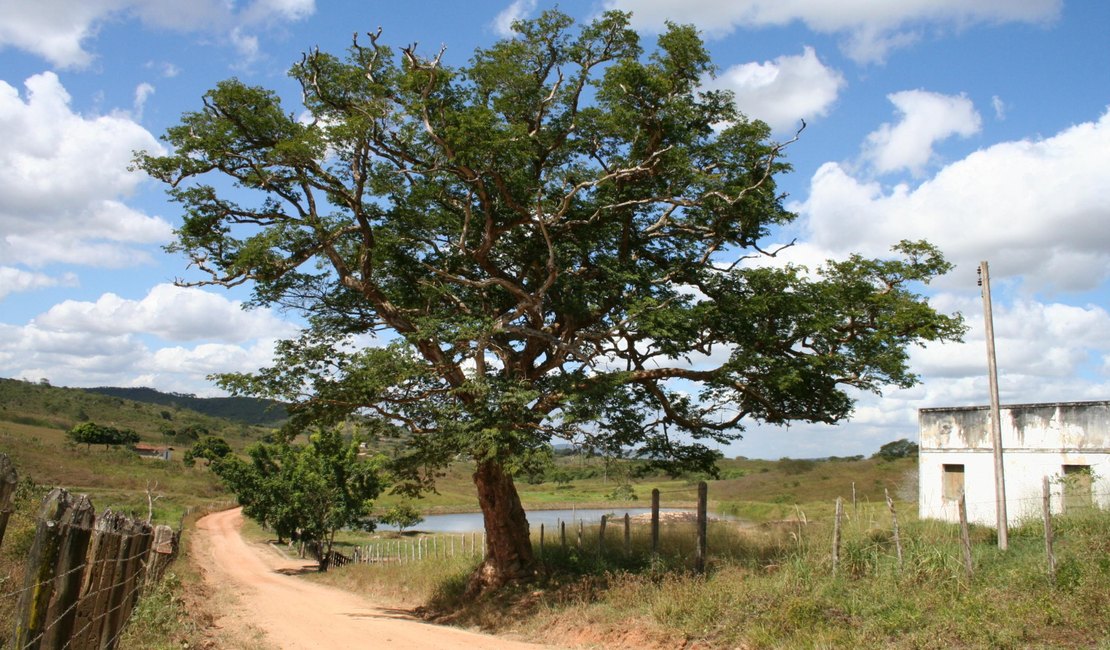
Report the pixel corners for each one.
[34,284,299,344]
[0,0,316,69]
[0,267,77,301]
[603,0,1060,63]
[0,73,170,268]
[797,109,1110,292]
[862,90,981,175]
[493,0,537,37]
[704,46,844,134]
[0,286,299,394]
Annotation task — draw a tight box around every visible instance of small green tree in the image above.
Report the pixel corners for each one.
[214,429,384,570]
[184,436,233,467]
[67,422,140,450]
[379,503,424,534]
[874,439,919,461]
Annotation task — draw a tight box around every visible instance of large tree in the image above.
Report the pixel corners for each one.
[139,10,962,590]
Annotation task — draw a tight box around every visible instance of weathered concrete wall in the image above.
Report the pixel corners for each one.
[919,401,1110,526]
[920,401,1110,451]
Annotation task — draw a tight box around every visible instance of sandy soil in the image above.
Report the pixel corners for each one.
[192,507,555,650]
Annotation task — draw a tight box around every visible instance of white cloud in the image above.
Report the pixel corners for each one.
[704,46,844,134]
[0,286,299,394]
[0,73,170,268]
[133,82,155,120]
[862,90,981,175]
[34,284,299,344]
[0,267,77,300]
[991,95,1007,120]
[797,109,1110,292]
[603,0,1060,63]
[493,0,537,37]
[0,0,315,69]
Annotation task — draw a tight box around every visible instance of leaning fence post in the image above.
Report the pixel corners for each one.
[958,493,974,579]
[42,493,96,650]
[695,481,708,573]
[0,453,17,549]
[832,496,843,577]
[884,488,903,572]
[13,488,94,650]
[1042,476,1056,585]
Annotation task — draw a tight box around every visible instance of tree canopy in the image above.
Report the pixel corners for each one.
[138,9,963,589]
[183,435,233,467]
[67,422,140,450]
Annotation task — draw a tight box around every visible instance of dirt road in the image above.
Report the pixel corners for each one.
[192,508,554,650]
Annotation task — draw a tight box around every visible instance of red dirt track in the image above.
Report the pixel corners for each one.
[192,507,553,649]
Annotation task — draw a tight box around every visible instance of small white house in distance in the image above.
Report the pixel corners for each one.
[919,400,1110,527]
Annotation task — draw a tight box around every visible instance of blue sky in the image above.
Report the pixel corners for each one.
[2,0,1109,459]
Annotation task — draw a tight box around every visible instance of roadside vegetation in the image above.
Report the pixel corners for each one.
[309,491,1110,649]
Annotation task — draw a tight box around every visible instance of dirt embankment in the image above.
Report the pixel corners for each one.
[191,507,555,650]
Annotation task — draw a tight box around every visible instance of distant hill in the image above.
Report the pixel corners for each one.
[81,386,287,426]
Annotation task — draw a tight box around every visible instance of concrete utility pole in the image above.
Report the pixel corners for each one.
[978,261,1008,550]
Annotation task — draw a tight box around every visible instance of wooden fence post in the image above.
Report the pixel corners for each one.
[13,488,95,650]
[0,453,17,549]
[539,523,544,557]
[884,488,903,572]
[623,513,631,557]
[958,493,974,579]
[695,481,707,573]
[598,515,607,559]
[144,525,178,592]
[71,510,127,650]
[1042,477,1056,585]
[102,518,152,650]
[651,489,660,564]
[832,497,843,577]
[560,520,566,548]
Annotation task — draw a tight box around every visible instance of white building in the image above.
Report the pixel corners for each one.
[919,400,1110,527]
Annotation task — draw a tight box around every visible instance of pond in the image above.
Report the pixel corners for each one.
[375,506,698,533]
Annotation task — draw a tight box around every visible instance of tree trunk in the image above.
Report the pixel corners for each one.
[469,460,534,593]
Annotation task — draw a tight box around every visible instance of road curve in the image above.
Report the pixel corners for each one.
[192,507,552,650]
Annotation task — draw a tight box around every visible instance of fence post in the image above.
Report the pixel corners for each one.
[651,488,660,564]
[13,488,94,650]
[884,488,903,572]
[577,521,583,549]
[144,525,178,591]
[42,493,96,650]
[539,523,545,558]
[623,513,631,557]
[695,481,708,574]
[958,493,974,579]
[598,515,607,559]
[832,496,843,577]
[102,518,152,650]
[1042,476,1056,585]
[71,510,126,650]
[560,520,566,548]
[0,453,17,549]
